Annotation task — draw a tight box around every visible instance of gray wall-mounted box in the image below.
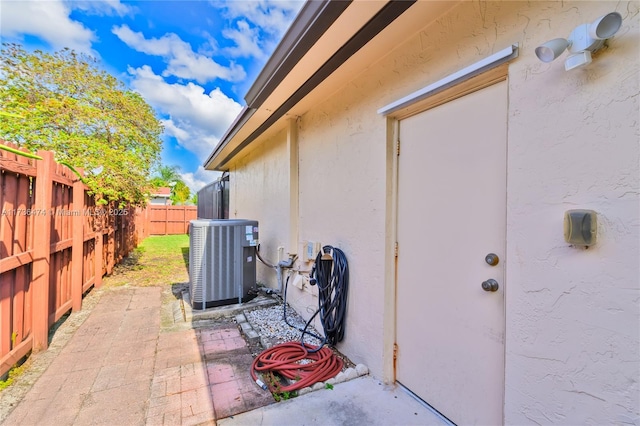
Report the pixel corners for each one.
[564,209,597,246]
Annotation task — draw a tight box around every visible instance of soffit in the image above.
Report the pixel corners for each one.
[283,1,461,118]
[207,0,461,171]
[207,1,389,170]
[256,0,390,113]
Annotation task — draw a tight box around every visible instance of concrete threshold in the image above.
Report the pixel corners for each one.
[181,291,280,323]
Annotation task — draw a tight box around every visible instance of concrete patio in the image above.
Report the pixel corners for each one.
[0,285,447,425]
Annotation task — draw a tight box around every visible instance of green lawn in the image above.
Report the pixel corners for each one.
[104,234,190,286]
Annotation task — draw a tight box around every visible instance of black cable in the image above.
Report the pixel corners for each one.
[282,273,326,345]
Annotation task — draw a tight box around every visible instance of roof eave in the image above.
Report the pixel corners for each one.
[244,0,352,108]
[204,2,352,172]
[203,106,255,171]
[204,0,417,171]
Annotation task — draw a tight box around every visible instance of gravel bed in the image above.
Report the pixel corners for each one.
[245,304,324,347]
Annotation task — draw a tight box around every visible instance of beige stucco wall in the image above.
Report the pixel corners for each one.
[229,126,291,288]
[296,89,390,375]
[501,3,639,424]
[227,1,639,423]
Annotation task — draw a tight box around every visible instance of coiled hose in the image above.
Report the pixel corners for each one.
[250,342,343,393]
[252,245,349,392]
[312,246,349,346]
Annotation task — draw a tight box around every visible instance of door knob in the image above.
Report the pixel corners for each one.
[482,279,499,292]
[485,253,499,266]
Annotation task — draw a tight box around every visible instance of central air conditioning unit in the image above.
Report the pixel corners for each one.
[189,219,259,309]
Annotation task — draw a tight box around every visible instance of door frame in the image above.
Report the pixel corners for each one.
[381,64,510,398]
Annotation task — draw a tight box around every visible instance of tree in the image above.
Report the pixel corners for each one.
[150,164,182,188]
[150,164,190,205]
[170,181,191,205]
[0,43,163,205]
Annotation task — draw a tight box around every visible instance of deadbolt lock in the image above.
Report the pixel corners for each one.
[485,253,499,266]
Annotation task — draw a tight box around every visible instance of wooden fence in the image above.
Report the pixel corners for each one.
[145,205,197,236]
[0,143,140,377]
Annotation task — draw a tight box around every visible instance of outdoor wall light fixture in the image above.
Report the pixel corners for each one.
[535,12,622,70]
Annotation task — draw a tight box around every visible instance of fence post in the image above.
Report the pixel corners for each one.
[32,150,53,351]
[107,227,114,274]
[95,229,103,288]
[71,175,84,311]
[146,205,150,239]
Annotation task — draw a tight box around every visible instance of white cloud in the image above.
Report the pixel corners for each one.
[222,20,265,59]
[214,0,304,59]
[0,0,134,54]
[67,0,133,17]
[112,25,172,56]
[113,25,246,84]
[161,120,190,142]
[161,119,220,162]
[0,1,95,53]
[218,0,303,37]
[128,65,243,161]
[181,166,221,194]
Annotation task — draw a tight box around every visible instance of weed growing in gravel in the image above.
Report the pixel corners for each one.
[0,364,26,391]
[264,372,298,402]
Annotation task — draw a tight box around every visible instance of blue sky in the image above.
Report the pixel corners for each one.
[0,0,304,192]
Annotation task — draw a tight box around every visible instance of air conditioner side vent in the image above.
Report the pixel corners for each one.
[189,219,258,310]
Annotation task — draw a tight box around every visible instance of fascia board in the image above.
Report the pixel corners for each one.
[204,0,416,171]
[257,0,391,113]
[203,106,255,170]
[245,0,352,108]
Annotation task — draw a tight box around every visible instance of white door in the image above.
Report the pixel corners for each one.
[396,81,507,425]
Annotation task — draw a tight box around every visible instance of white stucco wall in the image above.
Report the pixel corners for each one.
[227,1,638,422]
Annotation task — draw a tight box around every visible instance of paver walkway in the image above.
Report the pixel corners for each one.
[2,286,274,425]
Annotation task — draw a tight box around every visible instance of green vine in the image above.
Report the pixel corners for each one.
[59,160,84,181]
[0,111,24,119]
[0,143,43,160]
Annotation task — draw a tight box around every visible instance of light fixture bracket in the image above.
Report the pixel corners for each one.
[567,23,604,54]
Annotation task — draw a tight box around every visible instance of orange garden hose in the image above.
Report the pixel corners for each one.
[251,342,343,393]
